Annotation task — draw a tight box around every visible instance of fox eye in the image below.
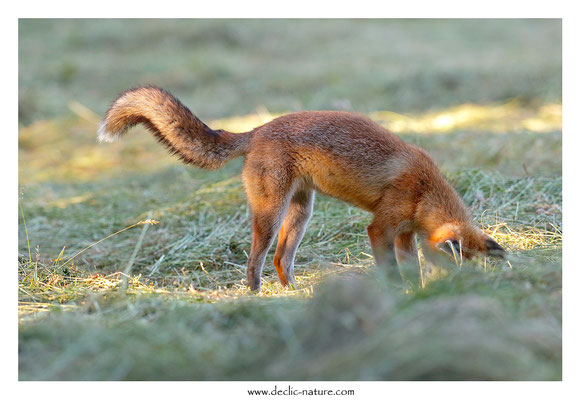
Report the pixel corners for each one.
[485,238,505,258]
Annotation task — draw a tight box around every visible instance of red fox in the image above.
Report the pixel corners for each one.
[98,86,505,291]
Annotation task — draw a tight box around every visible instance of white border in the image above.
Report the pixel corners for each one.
[7,1,578,399]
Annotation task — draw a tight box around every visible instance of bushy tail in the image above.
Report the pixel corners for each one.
[98,86,251,169]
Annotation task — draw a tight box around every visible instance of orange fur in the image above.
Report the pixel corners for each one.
[99,86,505,291]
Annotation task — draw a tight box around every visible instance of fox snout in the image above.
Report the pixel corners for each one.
[436,237,505,262]
[484,238,506,259]
[431,224,505,263]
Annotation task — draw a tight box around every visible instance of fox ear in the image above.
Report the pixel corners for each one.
[485,238,505,258]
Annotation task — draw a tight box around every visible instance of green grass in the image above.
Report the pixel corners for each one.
[18,19,561,381]
[19,19,561,124]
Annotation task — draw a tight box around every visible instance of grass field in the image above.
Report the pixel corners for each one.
[18,19,562,381]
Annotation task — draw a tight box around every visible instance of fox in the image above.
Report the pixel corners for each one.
[98,86,505,291]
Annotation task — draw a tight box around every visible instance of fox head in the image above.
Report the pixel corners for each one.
[427,223,505,262]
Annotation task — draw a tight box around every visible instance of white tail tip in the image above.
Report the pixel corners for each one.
[97,121,119,143]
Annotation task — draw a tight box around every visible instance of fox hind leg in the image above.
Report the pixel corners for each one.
[247,210,285,291]
[243,163,294,291]
[273,187,315,287]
